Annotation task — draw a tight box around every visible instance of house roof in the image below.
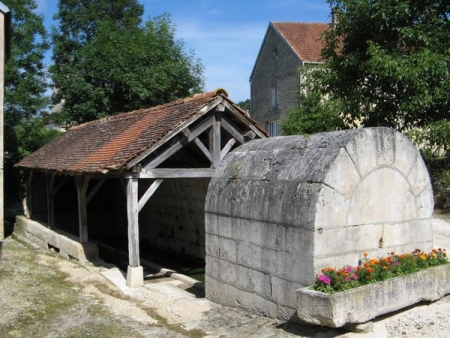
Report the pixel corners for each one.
[272,22,329,63]
[250,22,329,81]
[16,89,266,175]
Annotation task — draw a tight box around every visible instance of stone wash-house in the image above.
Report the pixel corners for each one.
[16,89,267,287]
[249,22,329,136]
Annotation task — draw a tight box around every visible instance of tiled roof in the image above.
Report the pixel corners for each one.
[272,22,329,62]
[17,89,257,174]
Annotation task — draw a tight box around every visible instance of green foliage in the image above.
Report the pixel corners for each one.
[15,117,62,158]
[408,120,450,158]
[3,0,50,125]
[2,0,50,203]
[281,67,344,136]
[237,99,250,112]
[51,1,204,126]
[313,0,450,130]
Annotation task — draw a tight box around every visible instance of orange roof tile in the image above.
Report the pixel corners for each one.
[16,89,261,174]
[272,22,329,62]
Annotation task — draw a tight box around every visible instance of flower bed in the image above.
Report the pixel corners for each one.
[296,250,450,328]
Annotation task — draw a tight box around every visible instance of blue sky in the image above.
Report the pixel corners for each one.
[36,0,331,103]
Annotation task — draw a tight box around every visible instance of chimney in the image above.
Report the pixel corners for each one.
[331,8,339,26]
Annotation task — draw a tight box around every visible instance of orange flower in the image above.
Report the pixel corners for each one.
[366,267,373,273]
[363,252,368,257]
[419,254,426,261]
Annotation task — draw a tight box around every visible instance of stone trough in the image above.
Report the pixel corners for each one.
[205,127,436,321]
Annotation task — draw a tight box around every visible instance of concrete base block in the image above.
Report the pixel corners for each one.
[15,215,98,261]
[126,265,144,288]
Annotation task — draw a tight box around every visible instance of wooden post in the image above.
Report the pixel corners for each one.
[46,173,55,228]
[75,176,90,243]
[126,177,143,287]
[25,170,34,218]
[127,177,140,267]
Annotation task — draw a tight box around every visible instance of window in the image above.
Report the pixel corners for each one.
[267,120,281,137]
[271,85,278,107]
[272,48,278,60]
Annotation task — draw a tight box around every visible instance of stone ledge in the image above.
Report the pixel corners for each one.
[15,215,98,262]
[296,264,450,328]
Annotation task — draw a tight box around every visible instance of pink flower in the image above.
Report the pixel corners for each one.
[352,274,358,280]
[318,274,331,285]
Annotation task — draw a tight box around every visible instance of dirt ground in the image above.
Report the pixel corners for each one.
[2,216,450,338]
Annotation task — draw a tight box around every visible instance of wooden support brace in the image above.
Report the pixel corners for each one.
[193,137,212,163]
[138,179,163,212]
[221,138,237,160]
[86,178,106,205]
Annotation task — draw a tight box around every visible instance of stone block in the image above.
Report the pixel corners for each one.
[347,168,416,225]
[314,185,349,229]
[314,223,383,257]
[206,275,278,319]
[382,220,433,247]
[408,155,433,196]
[126,265,144,288]
[394,132,418,175]
[323,148,360,198]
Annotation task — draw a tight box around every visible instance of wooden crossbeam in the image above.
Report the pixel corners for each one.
[130,168,215,179]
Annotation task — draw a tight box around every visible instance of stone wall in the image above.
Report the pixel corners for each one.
[139,178,210,260]
[205,127,434,321]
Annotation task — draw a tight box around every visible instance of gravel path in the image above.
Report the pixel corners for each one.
[1,217,450,337]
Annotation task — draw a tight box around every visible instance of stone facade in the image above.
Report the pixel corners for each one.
[205,127,434,321]
[249,22,328,135]
[250,25,301,130]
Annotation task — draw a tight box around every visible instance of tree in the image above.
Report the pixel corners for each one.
[2,0,50,208]
[51,1,204,126]
[319,0,450,131]
[281,66,344,136]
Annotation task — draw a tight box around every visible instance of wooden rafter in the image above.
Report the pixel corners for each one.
[143,117,214,169]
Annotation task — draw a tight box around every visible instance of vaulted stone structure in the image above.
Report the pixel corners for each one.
[205,127,434,321]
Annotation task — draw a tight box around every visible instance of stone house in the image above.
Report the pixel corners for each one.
[16,89,267,287]
[249,22,329,136]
